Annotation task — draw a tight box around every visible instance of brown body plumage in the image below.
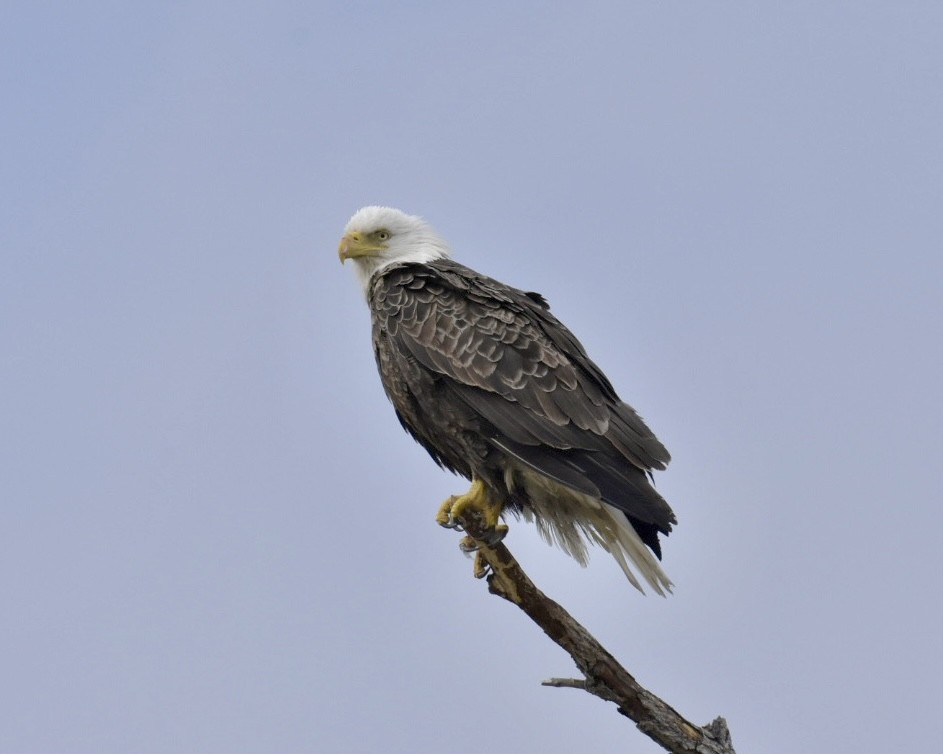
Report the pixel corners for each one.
[341,207,677,593]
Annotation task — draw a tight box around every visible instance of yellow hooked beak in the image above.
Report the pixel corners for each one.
[338,231,386,263]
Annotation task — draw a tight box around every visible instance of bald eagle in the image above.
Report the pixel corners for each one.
[339,207,676,594]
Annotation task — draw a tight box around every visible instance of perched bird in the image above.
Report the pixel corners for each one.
[339,206,676,594]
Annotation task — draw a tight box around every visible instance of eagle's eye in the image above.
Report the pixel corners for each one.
[375,229,391,241]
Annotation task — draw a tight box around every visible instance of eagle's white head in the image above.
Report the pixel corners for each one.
[339,206,451,295]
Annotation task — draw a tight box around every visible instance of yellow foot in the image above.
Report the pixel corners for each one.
[435,479,509,553]
[459,536,491,579]
[473,552,490,579]
[435,496,461,529]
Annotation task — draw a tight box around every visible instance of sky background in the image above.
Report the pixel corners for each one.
[2,2,942,753]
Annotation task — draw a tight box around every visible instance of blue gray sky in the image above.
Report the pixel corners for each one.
[3,3,941,752]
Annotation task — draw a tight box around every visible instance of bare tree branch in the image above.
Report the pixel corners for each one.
[542,677,588,690]
[453,510,737,754]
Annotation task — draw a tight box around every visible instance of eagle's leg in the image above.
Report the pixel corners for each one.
[436,478,509,553]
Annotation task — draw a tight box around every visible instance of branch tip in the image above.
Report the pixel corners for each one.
[541,677,587,690]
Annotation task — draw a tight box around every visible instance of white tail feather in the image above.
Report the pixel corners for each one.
[506,464,673,595]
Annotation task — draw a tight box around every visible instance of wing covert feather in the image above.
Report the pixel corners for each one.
[371,260,669,477]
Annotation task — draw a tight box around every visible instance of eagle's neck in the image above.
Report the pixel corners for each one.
[354,240,449,298]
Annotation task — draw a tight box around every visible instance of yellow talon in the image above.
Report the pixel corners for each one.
[436,479,504,531]
[450,479,502,529]
[473,552,490,579]
[436,496,459,528]
[436,479,509,578]
[459,535,495,579]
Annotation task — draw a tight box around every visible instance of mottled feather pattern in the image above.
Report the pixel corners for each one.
[369,258,677,560]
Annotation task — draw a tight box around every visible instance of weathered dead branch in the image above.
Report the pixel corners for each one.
[452,510,737,754]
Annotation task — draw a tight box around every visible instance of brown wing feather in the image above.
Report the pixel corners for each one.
[370,259,675,536]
